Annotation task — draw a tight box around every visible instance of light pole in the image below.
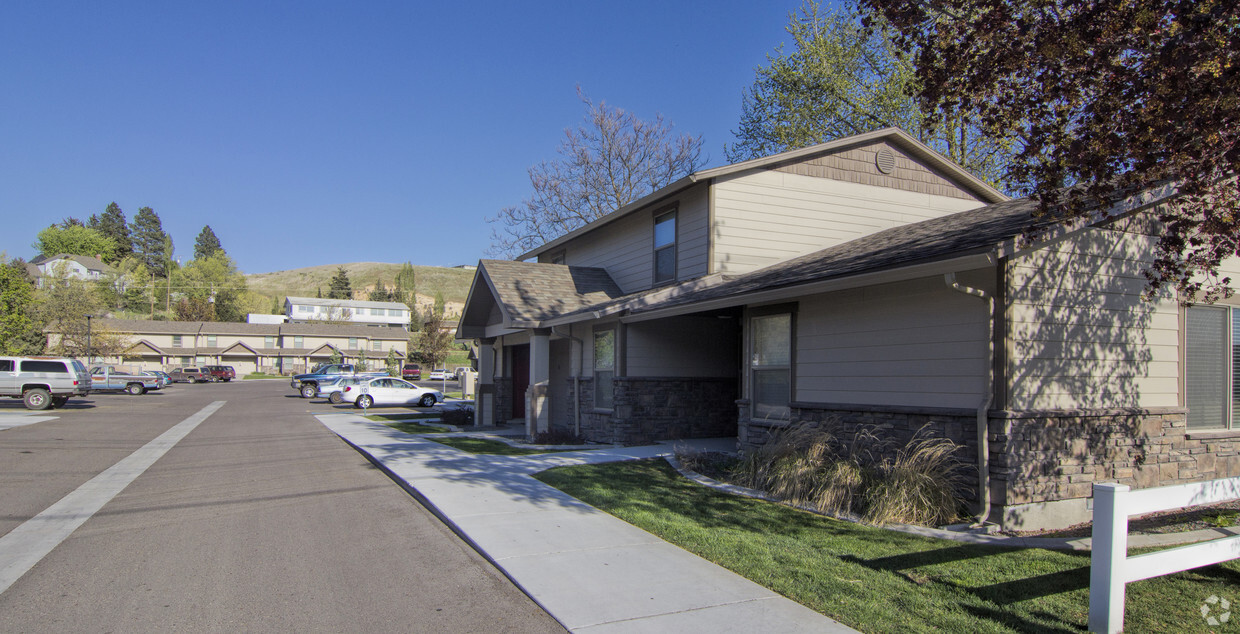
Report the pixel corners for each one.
[85,314,93,366]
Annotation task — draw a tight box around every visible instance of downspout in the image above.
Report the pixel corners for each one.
[553,326,583,436]
[945,272,995,528]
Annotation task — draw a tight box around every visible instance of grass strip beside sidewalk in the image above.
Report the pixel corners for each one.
[533,459,1240,633]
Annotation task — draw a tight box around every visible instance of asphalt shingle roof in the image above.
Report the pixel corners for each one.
[479,260,626,323]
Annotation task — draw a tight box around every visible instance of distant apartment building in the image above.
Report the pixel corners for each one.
[58,318,410,376]
[284,296,410,328]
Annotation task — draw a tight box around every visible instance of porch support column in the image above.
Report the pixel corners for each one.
[475,338,497,427]
[527,329,551,436]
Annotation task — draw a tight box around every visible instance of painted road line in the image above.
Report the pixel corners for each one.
[0,400,226,596]
[0,415,57,431]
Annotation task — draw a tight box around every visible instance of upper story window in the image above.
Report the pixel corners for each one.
[206,335,217,347]
[348,337,358,349]
[264,336,275,348]
[390,308,402,317]
[371,340,381,351]
[172,335,183,347]
[549,251,566,265]
[653,211,676,285]
[294,336,304,347]
[1186,305,1240,430]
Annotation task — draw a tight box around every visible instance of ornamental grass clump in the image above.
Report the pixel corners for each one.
[729,420,968,527]
[861,430,968,527]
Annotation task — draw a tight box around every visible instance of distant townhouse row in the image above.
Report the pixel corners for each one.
[70,318,409,376]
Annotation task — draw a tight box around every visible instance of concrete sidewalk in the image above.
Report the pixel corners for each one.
[317,413,855,633]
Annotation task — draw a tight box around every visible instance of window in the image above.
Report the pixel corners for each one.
[172,335,183,347]
[264,336,275,348]
[549,251,566,265]
[206,335,217,347]
[390,308,402,317]
[22,360,68,373]
[751,312,793,420]
[348,337,358,349]
[1186,306,1240,429]
[653,211,676,284]
[371,340,381,351]
[294,336,304,347]
[180,356,191,365]
[298,305,311,313]
[594,329,616,409]
[0,360,12,372]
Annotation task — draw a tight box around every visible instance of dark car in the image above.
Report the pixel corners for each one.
[203,365,236,382]
[401,364,422,380]
[169,367,212,383]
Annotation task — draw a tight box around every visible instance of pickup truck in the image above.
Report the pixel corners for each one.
[290,363,387,398]
[90,366,163,395]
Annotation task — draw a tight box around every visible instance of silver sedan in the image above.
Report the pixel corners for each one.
[344,377,443,409]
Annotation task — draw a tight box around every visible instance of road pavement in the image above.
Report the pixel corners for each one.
[0,381,564,632]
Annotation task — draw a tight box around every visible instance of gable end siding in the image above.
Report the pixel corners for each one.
[772,140,983,202]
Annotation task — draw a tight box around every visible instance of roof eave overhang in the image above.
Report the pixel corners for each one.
[621,252,1000,324]
[518,174,702,260]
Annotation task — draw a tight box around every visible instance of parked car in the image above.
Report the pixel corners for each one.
[401,364,422,380]
[169,367,212,383]
[320,376,365,404]
[141,370,172,388]
[203,365,236,382]
[428,369,453,381]
[0,356,91,410]
[291,363,386,397]
[343,377,443,409]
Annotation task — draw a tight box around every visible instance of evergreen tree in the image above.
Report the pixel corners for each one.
[369,277,391,302]
[327,266,352,299]
[433,291,446,316]
[193,225,223,260]
[130,207,171,277]
[89,203,133,261]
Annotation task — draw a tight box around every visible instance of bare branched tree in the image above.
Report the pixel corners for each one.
[489,89,704,259]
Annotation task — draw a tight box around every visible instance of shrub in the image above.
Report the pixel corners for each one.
[729,420,968,527]
[440,406,474,427]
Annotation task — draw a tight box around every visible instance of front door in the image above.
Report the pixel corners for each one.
[511,344,529,419]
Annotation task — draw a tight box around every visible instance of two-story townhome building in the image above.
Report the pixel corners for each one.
[285,296,411,328]
[458,127,1240,531]
[81,318,409,375]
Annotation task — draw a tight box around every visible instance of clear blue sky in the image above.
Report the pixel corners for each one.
[1,1,807,274]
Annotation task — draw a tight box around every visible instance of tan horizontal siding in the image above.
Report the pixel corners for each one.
[713,170,984,275]
[794,277,989,410]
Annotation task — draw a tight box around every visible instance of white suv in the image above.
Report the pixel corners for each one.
[0,356,92,410]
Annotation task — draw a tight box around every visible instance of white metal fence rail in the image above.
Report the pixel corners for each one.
[1089,477,1240,633]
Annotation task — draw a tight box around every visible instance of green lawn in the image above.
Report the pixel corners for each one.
[242,372,284,379]
[430,437,577,456]
[533,459,1240,633]
[367,412,441,421]
[384,421,449,434]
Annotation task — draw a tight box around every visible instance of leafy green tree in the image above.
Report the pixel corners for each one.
[385,349,399,376]
[193,225,224,260]
[415,308,454,369]
[488,89,704,258]
[727,1,1011,187]
[30,269,125,358]
[177,252,249,322]
[130,206,171,277]
[33,224,117,260]
[0,260,44,354]
[327,266,352,299]
[88,202,133,261]
[433,291,446,317]
[862,0,1240,301]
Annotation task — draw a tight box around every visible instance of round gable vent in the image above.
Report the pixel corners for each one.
[875,147,896,174]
